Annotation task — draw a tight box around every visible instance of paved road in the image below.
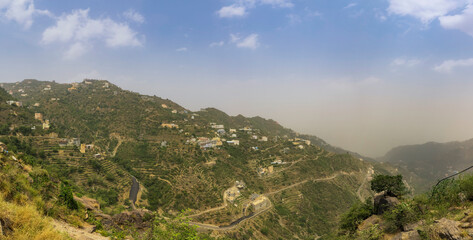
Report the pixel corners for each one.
[356,167,374,201]
[190,202,272,231]
[129,176,139,205]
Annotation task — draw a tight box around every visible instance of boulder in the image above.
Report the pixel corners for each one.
[374,192,400,215]
[358,215,383,231]
[112,209,152,229]
[432,218,463,240]
[402,220,423,232]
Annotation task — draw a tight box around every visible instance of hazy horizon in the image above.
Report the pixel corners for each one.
[2,0,473,157]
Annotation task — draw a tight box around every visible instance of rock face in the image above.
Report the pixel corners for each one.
[358,215,383,231]
[374,192,400,215]
[112,209,152,229]
[432,218,463,240]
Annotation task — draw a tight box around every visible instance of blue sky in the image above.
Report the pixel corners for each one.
[2,0,473,157]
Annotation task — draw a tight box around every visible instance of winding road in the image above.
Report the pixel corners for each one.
[129,176,140,206]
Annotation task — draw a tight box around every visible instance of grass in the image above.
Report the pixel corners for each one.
[0,196,69,240]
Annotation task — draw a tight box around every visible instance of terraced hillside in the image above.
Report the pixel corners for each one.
[1,79,390,238]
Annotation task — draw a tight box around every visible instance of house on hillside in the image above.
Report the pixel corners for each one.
[227,140,240,146]
[58,139,68,147]
[34,113,43,121]
[251,196,269,211]
[260,136,268,142]
[161,123,179,129]
[70,138,80,147]
[171,110,177,114]
[161,104,168,109]
[42,120,50,130]
[6,101,22,107]
[211,124,224,129]
[229,129,237,133]
[217,129,226,135]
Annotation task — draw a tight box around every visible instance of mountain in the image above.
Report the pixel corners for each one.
[0,79,391,239]
[380,139,473,193]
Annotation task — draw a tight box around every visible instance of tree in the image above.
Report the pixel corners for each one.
[370,174,408,197]
[58,182,79,210]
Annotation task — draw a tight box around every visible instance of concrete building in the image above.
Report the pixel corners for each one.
[251,196,270,211]
[227,140,240,146]
[161,123,179,129]
[34,113,43,121]
[42,120,50,130]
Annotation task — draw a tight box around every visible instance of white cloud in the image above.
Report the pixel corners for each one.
[344,3,357,9]
[259,0,294,8]
[434,58,473,73]
[176,47,187,52]
[286,14,301,24]
[64,42,87,59]
[391,58,422,67]
[217,0,293,18]
[217,4,246,18]
[231,33,260,49]
[210,41,224,47]
[0,0,50,29]
[123,9,144,24]
[439,4,473,37]
[387,0,468,23]
[304,7,322,18]
[42,9,142,59]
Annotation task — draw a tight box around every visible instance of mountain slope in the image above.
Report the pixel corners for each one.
[0,79,391,239]
[380,139,473,192]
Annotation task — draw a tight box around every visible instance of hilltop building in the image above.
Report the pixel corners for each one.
[161,123,179,129]
[34,113,43,121]
[251,196,270,211]
[42,120,50,130]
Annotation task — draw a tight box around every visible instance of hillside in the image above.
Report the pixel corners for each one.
[380,139,473,193]
[0,79,391,239]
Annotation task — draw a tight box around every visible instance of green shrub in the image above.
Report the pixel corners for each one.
[356,224,382,240]
[383,201,417,233]
[340,198,374,233]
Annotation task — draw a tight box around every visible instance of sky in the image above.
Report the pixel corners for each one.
[2,0,473,157]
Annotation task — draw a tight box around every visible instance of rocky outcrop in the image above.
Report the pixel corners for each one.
[432,218,463,240]
[112,209,153,229]
[358,215,383,231]
[374,191,400,215]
